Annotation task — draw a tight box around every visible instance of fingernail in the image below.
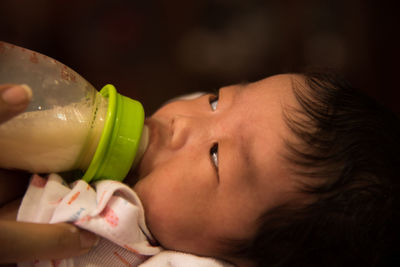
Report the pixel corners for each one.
[79,230,100,249]
[1,84,32,105]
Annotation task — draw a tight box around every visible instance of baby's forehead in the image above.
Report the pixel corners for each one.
[218,75,305,203]
[239,74,304,101]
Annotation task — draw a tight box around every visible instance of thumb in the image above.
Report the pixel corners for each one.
[0,84,32,123]
[0,221,99,263]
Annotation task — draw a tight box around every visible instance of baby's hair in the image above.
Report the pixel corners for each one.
[222,71,400,266]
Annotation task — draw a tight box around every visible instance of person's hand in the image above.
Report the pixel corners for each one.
[0,85,99,263]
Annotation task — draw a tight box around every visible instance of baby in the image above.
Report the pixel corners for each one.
[131,71,400,266]
[19,72,400,266]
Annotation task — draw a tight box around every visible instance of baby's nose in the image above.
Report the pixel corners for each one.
[169,115,199,150]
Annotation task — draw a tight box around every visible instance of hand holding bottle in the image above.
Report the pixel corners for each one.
[0,84,99,263]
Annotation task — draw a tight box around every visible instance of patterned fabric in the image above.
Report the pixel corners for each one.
[17,173,232,267]
[17,173,161,267]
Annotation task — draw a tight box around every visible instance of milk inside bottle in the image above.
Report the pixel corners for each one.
[0,41,148,182]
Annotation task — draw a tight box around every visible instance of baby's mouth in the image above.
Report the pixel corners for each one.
[134,117,169,179]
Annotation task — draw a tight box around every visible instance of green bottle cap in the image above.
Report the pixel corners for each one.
[82,84,145,182]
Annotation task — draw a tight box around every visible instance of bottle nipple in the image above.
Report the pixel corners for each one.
[133,125,149,167]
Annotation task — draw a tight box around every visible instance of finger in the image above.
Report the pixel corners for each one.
[0,84,32,123]
[0,221,99,263]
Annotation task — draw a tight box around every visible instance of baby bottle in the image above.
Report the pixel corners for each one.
[0,41,148,182]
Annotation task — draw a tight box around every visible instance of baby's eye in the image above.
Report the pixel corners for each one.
[210,143,219,171]
[209,94,219,111]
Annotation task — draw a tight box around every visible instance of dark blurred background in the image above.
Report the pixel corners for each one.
[0,0,399,115]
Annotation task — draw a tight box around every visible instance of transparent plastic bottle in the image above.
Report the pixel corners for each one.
[0,41,148,182]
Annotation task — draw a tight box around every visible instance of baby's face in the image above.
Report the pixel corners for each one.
[134,74,302,263]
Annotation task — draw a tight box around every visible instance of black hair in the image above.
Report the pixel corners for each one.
[224,71,400,266]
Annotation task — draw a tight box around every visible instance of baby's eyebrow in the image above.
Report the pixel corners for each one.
[239,129,253,171]
[239,131,252,168]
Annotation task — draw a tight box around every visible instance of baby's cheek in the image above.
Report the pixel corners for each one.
[134,177,176,231]
[144,200,183,250]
